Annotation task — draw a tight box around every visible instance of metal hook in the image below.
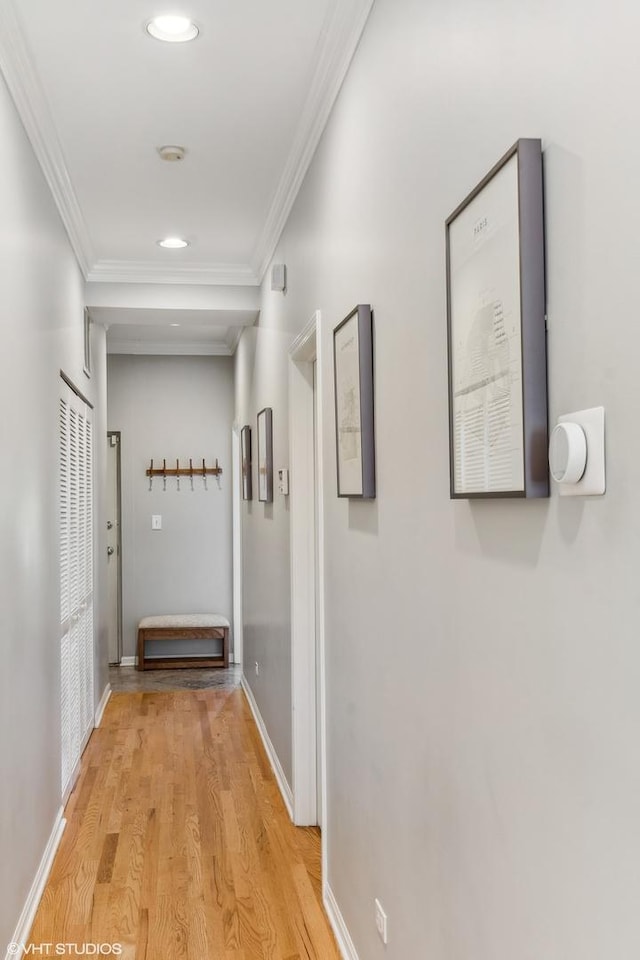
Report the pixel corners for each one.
[176,458,180,492]
[163,458,167,492]
[149,459,154,492]
[202,458,208,491]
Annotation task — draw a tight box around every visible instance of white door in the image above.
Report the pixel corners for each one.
[289,314,326,828]
[313,360,323,828]
[106,432,122,664]
[232,425,243,665]
[59,379,94,800]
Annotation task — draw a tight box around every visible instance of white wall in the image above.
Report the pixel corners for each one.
[0,72,108,947]
[235,322,295,783]
[235,1,640,958]
[107,354,234,659]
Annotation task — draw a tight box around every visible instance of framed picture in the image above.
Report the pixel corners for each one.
[333,304,375,498]
[446,138,548,499]
[83,307,91,378]
[257,407,273,502]
[241,425,252,501]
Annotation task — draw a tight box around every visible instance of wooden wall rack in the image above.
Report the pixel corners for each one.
[146,458,223,478]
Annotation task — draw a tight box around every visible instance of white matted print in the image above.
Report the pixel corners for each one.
[446,139,548,499]
[448,154,523,494]
[257,408,273,503]
[333,305,375,498]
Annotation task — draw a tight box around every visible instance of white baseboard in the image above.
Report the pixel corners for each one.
[5,808,66,960]
[119,656,137,667]
[324,884,360,960]
[240,676,293,819]
[94,683,112,726]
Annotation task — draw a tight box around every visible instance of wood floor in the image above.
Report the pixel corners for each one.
[30,688,340,960]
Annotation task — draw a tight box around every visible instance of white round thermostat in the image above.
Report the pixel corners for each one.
[549,421,587,484]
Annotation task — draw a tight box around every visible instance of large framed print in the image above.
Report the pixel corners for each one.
[446,138,548,499]
[333,304,375,498]
[257,408,273,503]
[83,307,92,378]
[241,425,252,501]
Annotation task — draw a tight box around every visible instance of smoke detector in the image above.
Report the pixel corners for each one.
[158,145,186,162]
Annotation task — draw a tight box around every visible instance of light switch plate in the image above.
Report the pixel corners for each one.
[375,899,388,945]
[151,514,162,530]
[278,468,289,496]
[556,406,605,496]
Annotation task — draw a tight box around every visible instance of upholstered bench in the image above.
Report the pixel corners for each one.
[136,614,230,671]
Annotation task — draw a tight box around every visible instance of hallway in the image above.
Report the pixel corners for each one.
[29,685,340,960]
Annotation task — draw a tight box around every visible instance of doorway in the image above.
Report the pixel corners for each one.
[106,431,122,665]
[289,311,326,829]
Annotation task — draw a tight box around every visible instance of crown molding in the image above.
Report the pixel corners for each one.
[251,0,375,281]
[87,260,260,286]
[0,0,95,276]
[225,325,244,354]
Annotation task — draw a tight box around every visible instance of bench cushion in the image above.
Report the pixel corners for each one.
[138,614,230,630]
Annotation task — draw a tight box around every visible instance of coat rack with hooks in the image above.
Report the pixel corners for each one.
[146,458,222,491]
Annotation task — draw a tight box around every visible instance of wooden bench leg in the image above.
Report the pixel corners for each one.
[137,629,146,671]
[223,627,229,668]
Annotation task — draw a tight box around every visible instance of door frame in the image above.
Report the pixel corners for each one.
[107,430,123,665]
[289,311,327,829]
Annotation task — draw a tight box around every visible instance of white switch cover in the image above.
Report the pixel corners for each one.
[278,468,289,496]
[151,514,162,530]
[375,899,388,945]
[555,406,605,496]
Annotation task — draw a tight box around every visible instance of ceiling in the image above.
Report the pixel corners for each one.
[0,0,374,352]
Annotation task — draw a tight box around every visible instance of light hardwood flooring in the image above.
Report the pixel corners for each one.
[30,687,340,960]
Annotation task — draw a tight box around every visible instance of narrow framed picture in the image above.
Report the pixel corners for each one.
[333,304,375,498]
[446,138,548,499]
[241,425,252,501]
[83,307,92,378]
[257,407,273,503]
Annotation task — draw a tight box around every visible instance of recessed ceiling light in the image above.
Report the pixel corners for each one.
[146,15,199,43]
[170,323,181,327]
[157,237,189,249]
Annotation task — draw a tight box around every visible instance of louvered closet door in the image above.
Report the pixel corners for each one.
[60,382,94,799]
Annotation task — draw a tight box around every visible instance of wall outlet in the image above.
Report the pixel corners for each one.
[255,661,259,676]
[375,899,388,945]
[151,514,162,530]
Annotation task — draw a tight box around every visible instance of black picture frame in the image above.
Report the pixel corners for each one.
[333,304,375,498]
[83,307,91,379]
[445,138,548,499]
[257,408,273,503]
[241,425,252,501]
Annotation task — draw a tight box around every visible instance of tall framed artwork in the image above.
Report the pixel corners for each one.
[240,425,252,501]
[333,304,375,498]
[83,307,91,378]
[446,138,548,499]
[257,407,273,503]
